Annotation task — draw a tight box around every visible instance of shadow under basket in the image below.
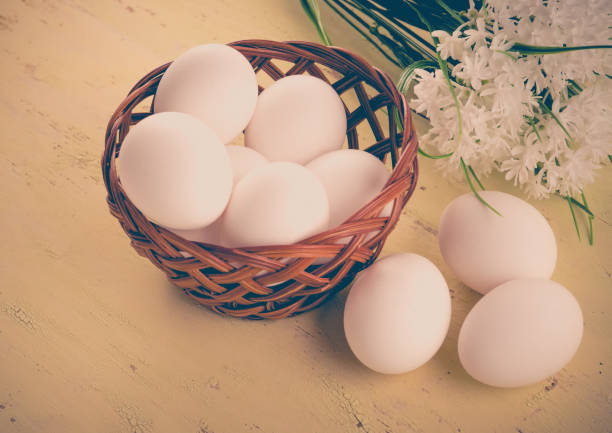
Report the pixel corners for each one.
[102,39,420,319]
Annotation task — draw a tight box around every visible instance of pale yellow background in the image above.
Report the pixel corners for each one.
[1,1,611,432]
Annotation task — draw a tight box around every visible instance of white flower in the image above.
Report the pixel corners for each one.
[500,139,543,186]
[411,0,612,203]
[524,173,550,199]
[453,46,494,90]
[432,27,466,60]
[463,17,488,48]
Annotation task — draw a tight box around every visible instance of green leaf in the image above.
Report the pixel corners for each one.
[567,79,583,96]
[460,158,502,216]
[510,42,612,56]
[376,9,438,56]
[436,51,463,143]
[467,164,485,190]
[300,0,333,46]
[566,196,581,241]
[581,192,594,245]
[418,148,454,159]
[562,196,594,217]
[396,59,438,93]
[358,0,465,34]
[556,193,594,218]
[345,0,436,62]
[369,25,420,65]
[323,0,401,66]
[434,0,465,25]
[527,117,543,144]
[495,50,519,61]
[397,0,464,150]
[587,212,594,245]
[561,191,596,244]
[568,80,583,92]
[401,0,435,33]
[538,100,575,147]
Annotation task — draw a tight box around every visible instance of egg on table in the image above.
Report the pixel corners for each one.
[117,112,233,231]
[245,75,347,164]
[438,191,557,294]
[154,44,258,144]
[458,278,583,388]
[344,253,451,374]
[220,161,330,247]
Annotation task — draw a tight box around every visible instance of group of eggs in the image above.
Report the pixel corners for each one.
[118,44,391,249]
[119,43,583,389]
[344,191,583,388]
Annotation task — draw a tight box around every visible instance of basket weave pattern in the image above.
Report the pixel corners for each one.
[102,40,419,319]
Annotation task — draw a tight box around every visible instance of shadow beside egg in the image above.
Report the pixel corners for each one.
[311,289,366,371]
[428,280,485,389]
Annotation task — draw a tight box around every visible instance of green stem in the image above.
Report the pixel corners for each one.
[369,25,420,66]
[401,0,435,33]
[586,212,594,245]
[412,1,463,146]
[538,100,575,147]
[381,12,437,56]
[396,59,438,93]
[510,42,612,56]
[566,196,581,240]
[437,51,463,144]
[581,191,594,245]
[342,0,436,62]
[403,0,464,154]
[460,157,502,216]
[567,79,582,96]
[300,0,333,46]
[527,117,543,144]
[496,50,519,61]
[468,165,485,190]
[434,0,466,25]
[322,0,401,67]
[557,195,594,217]
[361,0,461,33]
[418,148,454,159]
[568,79,583,92]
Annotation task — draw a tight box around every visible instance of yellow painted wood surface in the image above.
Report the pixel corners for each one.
[1,1,611,432]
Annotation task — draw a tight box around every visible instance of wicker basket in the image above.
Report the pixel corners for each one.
[102,39,419,319]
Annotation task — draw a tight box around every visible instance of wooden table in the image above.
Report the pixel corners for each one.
[1,1,610,432]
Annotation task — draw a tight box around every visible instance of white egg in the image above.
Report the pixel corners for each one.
[438,191,557,294]
[344,253,451,374]
[167,220,222,246]
[306,149,391,229]
[245,75,346,164]
[458,278,583,388]
[220,162,329,247]
[118,112,232,230]
[225,145,268,187]
[154,44,258,144]
[167,145,267,247]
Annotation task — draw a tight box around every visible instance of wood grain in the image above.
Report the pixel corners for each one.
[1,1,611,432]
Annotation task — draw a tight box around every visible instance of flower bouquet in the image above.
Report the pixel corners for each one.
[301,0,612,242]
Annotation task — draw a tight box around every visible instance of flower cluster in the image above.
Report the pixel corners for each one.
[411,0,612,200]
